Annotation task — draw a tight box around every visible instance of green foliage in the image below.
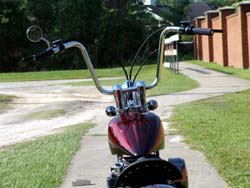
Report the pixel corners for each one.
[98,4,151,68]
[156,0,190,25]
[0,0,156,72]
[26,0,58,33]
[181,35,193,42]
[0,0,31,72]
[156,0,189,6]
[55,0,104,69]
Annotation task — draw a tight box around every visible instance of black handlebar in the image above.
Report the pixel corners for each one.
[35,48,54,61]
[22,55,34,62]
[179,21,215,36]
[22,48,54,62]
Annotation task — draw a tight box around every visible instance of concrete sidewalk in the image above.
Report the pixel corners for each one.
[61,62,250,188]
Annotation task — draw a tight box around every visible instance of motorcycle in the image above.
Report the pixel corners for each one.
[24,22,214,188]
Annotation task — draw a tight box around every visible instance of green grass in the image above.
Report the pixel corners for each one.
[68,78,125,87]
[67,64,199,96]
[0,68,126,82]
[0,94,14,112]
[0,122,93,188]
[145,68,198,96]
[189,60,250,80]
[172,90,250,188]
[25,108,66,120]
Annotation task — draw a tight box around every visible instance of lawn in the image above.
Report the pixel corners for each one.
[189,60,250,80]
[0,123,93,188]
[172,90,250,188]
[0,63,163,82]
[0,67,125,82]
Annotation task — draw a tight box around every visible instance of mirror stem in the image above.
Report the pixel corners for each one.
[41,37,51,48]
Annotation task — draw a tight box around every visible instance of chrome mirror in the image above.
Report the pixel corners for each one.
[26,25,43,43]
[26,25,50,47]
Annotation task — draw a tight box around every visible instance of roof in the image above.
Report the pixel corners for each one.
[187,2,213,20]
[145,5,173,25]
[146,5,166,19]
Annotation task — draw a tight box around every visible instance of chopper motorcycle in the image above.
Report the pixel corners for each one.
[24,22,215,188]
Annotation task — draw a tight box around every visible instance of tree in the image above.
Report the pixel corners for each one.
[98,3,150,68]
[55,0,151,69]
[0,0,31,72]
[156,0,188,7]
[156,0,190,25]
[0,0,156,72]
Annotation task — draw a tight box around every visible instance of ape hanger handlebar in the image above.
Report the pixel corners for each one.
[24,22,215,95]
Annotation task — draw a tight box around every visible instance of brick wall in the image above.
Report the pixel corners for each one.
[201,20,209,62]
[194,17,205,60]
[219,8,235,67]
[226,12,243,68]
[201,11,218,62]
[241,4,250,68]
[194,2,250,69]
[227,3,250,68]
[211,17,223,65]
[248,12,250,65]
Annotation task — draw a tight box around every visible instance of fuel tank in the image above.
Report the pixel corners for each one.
[108,112,164,156]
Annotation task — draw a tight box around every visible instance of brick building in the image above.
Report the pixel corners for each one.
[194,2,250,69]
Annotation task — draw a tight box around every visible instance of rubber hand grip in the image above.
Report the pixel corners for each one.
[192,27,214,36]
[34,49,54,61]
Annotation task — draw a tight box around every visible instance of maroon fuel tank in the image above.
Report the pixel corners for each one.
[108,112,164,156]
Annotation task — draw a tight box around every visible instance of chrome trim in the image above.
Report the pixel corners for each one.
[41,37,51,48]
[63,41,114,95]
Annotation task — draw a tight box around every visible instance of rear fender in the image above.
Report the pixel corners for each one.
[168,158,188,188]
